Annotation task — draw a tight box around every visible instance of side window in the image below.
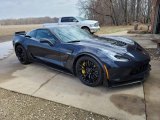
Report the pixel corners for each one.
[69,17,77,22]
[61,17,77,22]
[28,30,36,38]
[36,29,56,42]
[61,17,69,22]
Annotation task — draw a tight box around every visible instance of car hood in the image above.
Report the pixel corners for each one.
[73,36,135,54]
[80,20,98,24]
[68,36,150,62]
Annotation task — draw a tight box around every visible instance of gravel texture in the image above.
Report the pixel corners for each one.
[146,48,160,61]
[0,88,112,120]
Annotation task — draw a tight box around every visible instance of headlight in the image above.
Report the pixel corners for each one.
[90,23,99,27]
[108,54,129,62]
[90,24,95,27]
[102,49,129,62]
[114,55,129,62]
[94,22,99,27]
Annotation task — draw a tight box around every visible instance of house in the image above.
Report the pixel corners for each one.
[151,0,160,34]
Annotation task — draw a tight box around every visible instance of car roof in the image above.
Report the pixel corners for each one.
[35,25,77,31]
[59,16,78,18]
[43,24,75,28]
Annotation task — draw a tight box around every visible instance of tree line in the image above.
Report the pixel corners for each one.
[0,17,58,25]
[78,0,152,26]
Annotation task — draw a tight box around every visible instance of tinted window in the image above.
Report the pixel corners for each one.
[27,30,36,38]
[61,17,77,22]
[36,29,56,42]
[50,27,94,43]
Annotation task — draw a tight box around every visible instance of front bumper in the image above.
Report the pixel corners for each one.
[90,26,100,33]
[106,61,151,87]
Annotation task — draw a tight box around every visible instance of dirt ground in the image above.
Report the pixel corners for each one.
[0,36,12,42]
[0,25,41,37]
[0,88,112,120]
[146,48,160,61]
[96,26,133,35]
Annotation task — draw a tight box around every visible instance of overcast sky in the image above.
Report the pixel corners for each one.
[0,0,79,19]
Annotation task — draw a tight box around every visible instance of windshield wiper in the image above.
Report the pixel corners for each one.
[67,40,81,43]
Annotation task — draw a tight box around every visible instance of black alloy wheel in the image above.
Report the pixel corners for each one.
[76,56,103,87]
[15,45,30,65]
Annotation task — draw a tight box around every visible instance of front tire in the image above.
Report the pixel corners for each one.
[76,56,103,87]
[82,27,91,33]
[15,45,30,65]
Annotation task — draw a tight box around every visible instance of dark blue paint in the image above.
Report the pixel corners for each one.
[13,28,151,87]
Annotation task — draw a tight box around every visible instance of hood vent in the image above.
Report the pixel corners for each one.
[98,37,127,47]
[111,40,127,47]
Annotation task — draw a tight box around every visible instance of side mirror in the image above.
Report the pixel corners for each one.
[25,35,31,38]
[40,38,54,46]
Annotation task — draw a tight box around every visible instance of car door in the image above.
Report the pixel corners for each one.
[27,29,62,66]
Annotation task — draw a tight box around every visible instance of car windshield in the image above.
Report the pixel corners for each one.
[50,27,94,43]
[76,17,86,21]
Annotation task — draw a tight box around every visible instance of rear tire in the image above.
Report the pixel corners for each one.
[76,56,103,87]
[15,45,30,65]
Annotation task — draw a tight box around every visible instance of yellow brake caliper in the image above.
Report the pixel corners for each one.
[82,62,86,75]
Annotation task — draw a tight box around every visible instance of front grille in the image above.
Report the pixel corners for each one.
[130,63,149,75]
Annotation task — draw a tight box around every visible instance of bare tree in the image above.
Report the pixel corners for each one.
[78,0,118,25]
[78,0,152,26]
[136,0,141,21]
[147,0,152,23]
[131,0,136,22]
[0,17,58,25]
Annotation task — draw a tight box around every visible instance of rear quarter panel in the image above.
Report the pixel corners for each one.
[12,35,27,49]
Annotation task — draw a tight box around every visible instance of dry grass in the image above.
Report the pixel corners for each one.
[96,25,133,35]
[0,24,41,37]
[0,24,133,37]
[127,24,151,34]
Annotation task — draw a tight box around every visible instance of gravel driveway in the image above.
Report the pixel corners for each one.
[0,88,111,120]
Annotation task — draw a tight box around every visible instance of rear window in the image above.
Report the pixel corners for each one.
[27,30,36,38]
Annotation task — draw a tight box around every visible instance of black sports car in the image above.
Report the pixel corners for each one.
[13,26,151,87]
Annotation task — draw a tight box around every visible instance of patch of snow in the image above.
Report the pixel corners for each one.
[0,41,13,60]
